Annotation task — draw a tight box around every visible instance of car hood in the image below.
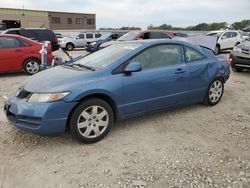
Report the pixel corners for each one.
[23,66,101,93]
[238,41,250,50]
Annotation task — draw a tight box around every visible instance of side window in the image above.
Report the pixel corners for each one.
[76,34,85,39]
[0,37,20,48]
[111,34,118,39]
[18,39,31,47]
[130,44,181,70]
[231,32,238,38]
[184,46,205,62]
[86,33,93,39]
[222,32,230,39]
[138,32,150,40]
[161,32,171,38]
[95,33,101,38]
[150,32,162,39]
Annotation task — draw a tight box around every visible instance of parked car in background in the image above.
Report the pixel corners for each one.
[3,28,59,51]
[3,39,230,143]
[55,33,63,39]
[99,30,173,48]
[230,41,250,72]
[173,32,188,37]
[238,30,250,41]
[206,30,242,54]
[59,32,102,51]
[86,32,126,53]
[0,34,53,75]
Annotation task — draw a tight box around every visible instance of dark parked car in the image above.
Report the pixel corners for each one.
[230,41,250,72]
[100,30,174,48]
[86,32,126,53]
[3,28,59,51]
[4,39,230,143]
[174,32,188,37]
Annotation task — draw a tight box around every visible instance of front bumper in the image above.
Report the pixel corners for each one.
[86,45,96,53]
[3,93,77,135]
[230,51,250,69]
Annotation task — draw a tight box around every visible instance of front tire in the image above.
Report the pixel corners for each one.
[66,43,74,51]
[23,58,40,75]
[69,98,114,143]
[204,78,224,106]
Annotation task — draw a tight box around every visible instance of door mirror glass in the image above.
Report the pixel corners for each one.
[125,62,142,73]
[221,36,227,39]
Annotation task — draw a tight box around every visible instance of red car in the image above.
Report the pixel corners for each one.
[0,34,54,75]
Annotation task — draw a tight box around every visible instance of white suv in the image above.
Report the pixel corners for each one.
[59,32,102,51]
[206,30,242,54]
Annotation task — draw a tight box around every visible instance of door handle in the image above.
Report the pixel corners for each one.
[175,68,186,74]
[15,49,23,52]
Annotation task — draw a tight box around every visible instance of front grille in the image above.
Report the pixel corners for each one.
[242,48,250,55]
[16,89,32,99]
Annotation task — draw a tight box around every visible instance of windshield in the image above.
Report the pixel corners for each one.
[118,31,140,41]
[99,33,111,40]
[75,43,142,69]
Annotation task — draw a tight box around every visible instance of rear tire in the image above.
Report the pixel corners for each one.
[66,43,74,51]
[69,98,114,143]
[23,58,40,75]
[204,78,224,106]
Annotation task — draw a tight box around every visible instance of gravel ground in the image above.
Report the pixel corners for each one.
[0,51,249,188]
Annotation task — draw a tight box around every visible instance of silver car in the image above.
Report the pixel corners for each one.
[59,32,102,51]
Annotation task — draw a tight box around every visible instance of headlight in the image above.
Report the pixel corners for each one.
[27,92,70,103]
[233,46,242,53]
[91,42,97,45]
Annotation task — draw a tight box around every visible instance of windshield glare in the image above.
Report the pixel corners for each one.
[118,31,140,41]
[99,33,111,40]
[75,43,142,69]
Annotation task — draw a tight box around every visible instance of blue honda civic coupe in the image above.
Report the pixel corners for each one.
[3,39,230,143]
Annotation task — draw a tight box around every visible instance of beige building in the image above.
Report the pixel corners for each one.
[0,8,96,30]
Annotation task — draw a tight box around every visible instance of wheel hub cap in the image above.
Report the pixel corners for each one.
[77,105,109,138]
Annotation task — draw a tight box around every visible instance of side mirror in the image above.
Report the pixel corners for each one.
[125,62,142,73]
[221,36,227,39]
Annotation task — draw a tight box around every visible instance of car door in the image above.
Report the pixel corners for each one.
[183,46,209,104]
[122,44,189,115]
[75,34,86,47]
[219,32,231,49]
[0,37,26,72]
[86,33,94,44]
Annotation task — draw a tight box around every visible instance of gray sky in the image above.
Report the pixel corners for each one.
[0,0,249,29]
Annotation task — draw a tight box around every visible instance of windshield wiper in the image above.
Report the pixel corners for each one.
[73,63,95,71]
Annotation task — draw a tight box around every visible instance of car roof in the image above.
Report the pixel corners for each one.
[0,34,40,44]
[5,28,48,31]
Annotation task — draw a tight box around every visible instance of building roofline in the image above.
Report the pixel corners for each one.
[0,7,95,15]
